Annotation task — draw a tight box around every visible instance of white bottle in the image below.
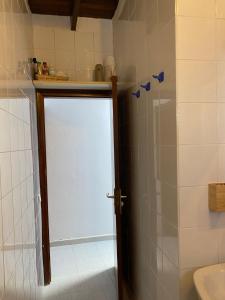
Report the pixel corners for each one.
[103,56,116,81]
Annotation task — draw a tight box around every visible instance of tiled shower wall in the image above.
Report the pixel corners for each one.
[113,0,178,299]
[32,15,114,81]
[114,0,225,299]
[0,1,42,300]
[176,1,225,299]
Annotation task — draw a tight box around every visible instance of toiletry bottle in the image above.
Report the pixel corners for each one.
[32,58,38,78]
[42,62,49,75]
[104,56,116,81]
[94,64,104,81]
[37,62,42,76]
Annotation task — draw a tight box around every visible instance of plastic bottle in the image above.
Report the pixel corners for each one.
[32,58,38,79]
[42,62,49,75]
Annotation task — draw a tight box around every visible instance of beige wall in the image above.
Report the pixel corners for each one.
[32,15,114,81]
[176,1,225,299]
[0,0,42,299]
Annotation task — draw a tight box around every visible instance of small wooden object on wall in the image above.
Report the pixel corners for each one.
[209,183,225,212]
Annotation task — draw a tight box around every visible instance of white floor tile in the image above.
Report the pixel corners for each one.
[40,241,117,300]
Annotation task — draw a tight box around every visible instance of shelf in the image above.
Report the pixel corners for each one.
[33,80,112,91]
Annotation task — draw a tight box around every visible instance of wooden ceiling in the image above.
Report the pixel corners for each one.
[28,0,119,30]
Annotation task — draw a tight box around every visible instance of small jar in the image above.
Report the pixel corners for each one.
[49,65,55,76]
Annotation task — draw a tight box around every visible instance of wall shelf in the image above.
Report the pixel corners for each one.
[33,80,112,91]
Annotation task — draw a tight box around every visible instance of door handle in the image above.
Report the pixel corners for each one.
[106,193,115,199]
[106,193,127,214]
[106,193,127,199]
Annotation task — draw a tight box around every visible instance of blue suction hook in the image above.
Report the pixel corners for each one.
[132,89,141,98]
[140,81,151,91]
[152,71,164,83]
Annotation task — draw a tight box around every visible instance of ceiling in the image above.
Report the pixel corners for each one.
[28,0,119,30]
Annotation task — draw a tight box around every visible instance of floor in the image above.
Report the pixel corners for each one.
[40,240,117,300]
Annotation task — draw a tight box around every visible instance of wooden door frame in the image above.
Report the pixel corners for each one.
[35,79,117,286]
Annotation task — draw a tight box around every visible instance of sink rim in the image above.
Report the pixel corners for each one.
[194,263,225,300]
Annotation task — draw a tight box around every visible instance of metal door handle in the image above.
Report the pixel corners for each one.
[106,193,127,199]
[106,193,115,199]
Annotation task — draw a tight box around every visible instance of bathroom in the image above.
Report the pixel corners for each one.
[1,0,225,300]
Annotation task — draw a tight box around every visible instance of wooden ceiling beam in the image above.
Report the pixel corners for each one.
[79,1,116,19]
[28,0,119,26]
[28,0,72,16]
[71,0,80,31]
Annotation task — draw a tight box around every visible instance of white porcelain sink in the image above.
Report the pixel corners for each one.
[194,264,225,300]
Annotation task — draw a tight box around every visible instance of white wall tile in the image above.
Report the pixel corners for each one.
[176,4,225,284]
[54,29,75,50]
[94,32,114,55]
[180,228,220,268]
[176,0,215,18]
[0,152,12,197]
[0,98,9,112]
[218,229,225,262]
[10,116,19,151]
[11,151,21,188]
[179,186,225,228]
[0,3,43,299]
[216,19,225,60]
[4,245,15,285]
[77,17,113,33]
[179,186,208,228]
[217,62,225,100]
[217,103,225,142]
[75,32,94,53]
[33,16,114,80]
[177,103,217,145]
[176,61,217,102]
[176,17,215,60]
[32,14,70,29]
[216,0,225,19]
[55,50,75,71]
[0,109,11,152]
[75,50,94,69]
[178,145,218,186]
[218,145,225,181]
[33,26,55,50]
[2,192,14,243]
[12,185,22,226]
[94,52,105,65]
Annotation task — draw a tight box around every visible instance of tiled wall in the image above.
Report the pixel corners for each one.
[113,1,179,299]
[32,15,114,81]
[0,1,42,299]
[176,0,225,299]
